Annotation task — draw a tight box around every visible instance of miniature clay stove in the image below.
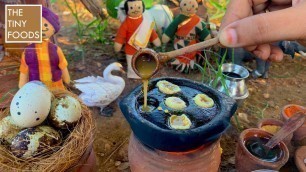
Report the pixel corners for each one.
[120,78,237,172]
[120,77,237,171]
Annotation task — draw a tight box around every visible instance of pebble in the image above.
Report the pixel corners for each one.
[97,152,105,157]
[115,161,121,167]
[238,113,250,123]
[268,101,275,108]
[248,87,255,92]
[257,79,267,86]
[228,156,235,165]
[76,65,86,71]
[158,107,163,111]
[263,93,270,99]
[117,162,130,171]
[105,143,111,151]
[97,62,102,68]
[286,98,292,102]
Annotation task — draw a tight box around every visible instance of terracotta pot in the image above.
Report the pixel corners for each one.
[280,104,306,145]
[129,133,221,172]
[257,118,293,147]
[236,129,289,172]
[295,146,306,172]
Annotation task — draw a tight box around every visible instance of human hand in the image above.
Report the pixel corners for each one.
[219,0,306,61]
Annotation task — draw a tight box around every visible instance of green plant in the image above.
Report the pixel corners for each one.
[64,0,84,39]
[63,0,110,42]
[204,0,229,25]
[195,49,244,129]
[89,19,108,43]
[63,0,110,63]
[195,49,229,94]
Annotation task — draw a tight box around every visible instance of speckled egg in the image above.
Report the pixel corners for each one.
[49,96,82,129]
[0,116,22,144]
[10,81,52,128]
[11,126,62,158]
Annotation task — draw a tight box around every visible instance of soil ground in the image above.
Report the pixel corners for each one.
[1,2,306,172]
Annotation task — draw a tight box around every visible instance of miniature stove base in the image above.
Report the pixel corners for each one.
[128,133,221,172]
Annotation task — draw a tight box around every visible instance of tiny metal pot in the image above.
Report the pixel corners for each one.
[257,118,293,148]
[280,104,306,145]
[214,63,249,106]
[236,129,289,172]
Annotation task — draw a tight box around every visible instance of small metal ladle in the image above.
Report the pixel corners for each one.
[131,37,220,78]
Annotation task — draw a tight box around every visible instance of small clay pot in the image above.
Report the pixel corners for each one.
[295,146,306,172]
[236,129,289,172]
[129,133,221,172]
[257,118,293,147]
[280,104,306,145]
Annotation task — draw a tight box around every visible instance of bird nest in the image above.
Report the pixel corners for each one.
[0,89,95,172]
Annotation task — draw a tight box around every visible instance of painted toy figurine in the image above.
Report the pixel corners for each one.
[162,0,211,73]
[19,7,70,90]
[117,1,173,36]
[114,0,161,79]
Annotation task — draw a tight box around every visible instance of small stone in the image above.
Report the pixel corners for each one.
[248,87,255,92]
[105,143,111,151]
[158,107,163,111]
[97,62,102,68]
[97,152,105,157]
[268,101,275,108]
[238,113,250,123]
[257,79,267,86]
[115,161,121,167]
[228,156,235,165]
[76,65,86,71]
[164,109,169,113]
[117,162,130,171]
[263,93,270,99]
[286,98,292,102]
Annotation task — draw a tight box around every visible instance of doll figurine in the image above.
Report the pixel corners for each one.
[162,0,211,73]
[19,7,70,90]
[114,0,161,79]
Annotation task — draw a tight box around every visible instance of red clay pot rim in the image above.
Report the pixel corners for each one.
[281,104,305,120]
[257,118,284,129]
[239,128,289,167]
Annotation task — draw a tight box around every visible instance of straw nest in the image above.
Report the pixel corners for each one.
[0,89,95,172]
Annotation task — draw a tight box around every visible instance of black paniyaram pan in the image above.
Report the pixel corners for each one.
[119,77,237,152]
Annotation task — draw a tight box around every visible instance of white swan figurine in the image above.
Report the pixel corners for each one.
[74,62,125,115]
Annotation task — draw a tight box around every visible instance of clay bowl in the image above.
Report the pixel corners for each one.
[295,146,306,172]
[280,104,306,145]
[257,118,293,147]
[119,77,237,152]
[236,129,289,172]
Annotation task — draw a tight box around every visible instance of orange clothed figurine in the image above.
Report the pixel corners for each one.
[162,0,211,73]
[114,0,161,79]
[19,7,70,90]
